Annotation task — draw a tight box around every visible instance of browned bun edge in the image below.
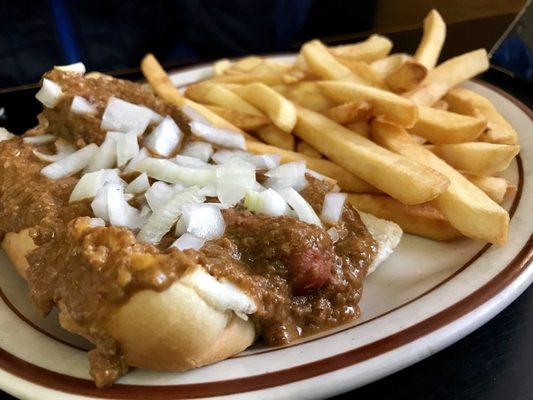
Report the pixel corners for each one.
[1,229,256,371]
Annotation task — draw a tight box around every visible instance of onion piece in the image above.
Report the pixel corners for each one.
[106,183,141,229]
[170,233,205,251]
[107,131,139,167]
[0,128,14,142]
[216,158,256,205]
[244,188,290,217]
[180,105,209,124]
[173,155,210,168]
[69,169,110,202]
[23,134,56,145]
[251,154,281,170]
[125,173,150,194]
[85,136,117,172]
[175,216,187,236]
[88,217,106,227]
[71,96,96,115]
[35,79,62,108]
[135,157,217,186]
[321,192,347,224]
[41,143,98,179]
[276,187,322,227]
[264,161,307,190]
[145,181,174,211]
[124,147,149,174]
[54,62,86,74]
[189,120,245,150]
[211,149,252,165]
[327,227,340,243]
[144,116,182,157]
[100,97,154,136]
[104,168,126,186]
[137,186,204,244]
[180,141,213,162]
[33,139,76,162]
[181,203,226,239]
[198,184,217,197]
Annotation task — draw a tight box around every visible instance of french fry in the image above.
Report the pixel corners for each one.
[205,105,269,130]
[294,106,450,205]
[371,54,411,78]
[371,119,509,245]
[410,134,427,144]
[345,121,370,138]
[465,174,516,204]
[445,88,518,144]
[246,140,377,193]
[255,124,295,150]
[208,71,283,86]
[297,140,322,159]
[285,81,335,111]
[301,40,369,84]
[410,106,487,144]
[385,60,428,92]
[248,59,291,76]
[318,81,419,127]
[324,101,372,124]
[432,99,449,111]
[413,9,446,70]
[282,67,315,84]
[405,49,489,106]
[141,54,257,141]
[229,56,264,72]
[213,59,232,76]
[426,142,520,175]
[185,83,264,116]
[347,194,462,241]
[330,34,393,62]
[236,83,297,132]
[333,59,388,88]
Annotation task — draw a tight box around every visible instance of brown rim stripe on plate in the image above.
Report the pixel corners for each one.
[0,74,531,399]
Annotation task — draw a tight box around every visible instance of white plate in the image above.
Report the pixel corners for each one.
[0,57,532,400]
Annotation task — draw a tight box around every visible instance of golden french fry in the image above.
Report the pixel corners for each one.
[255,124,295,150]
[185,83,264,117]
[284,81,335,111]
[345,121,370,138]
[236,83,297,132]
[445,88,518,144]
[301,40,368,84]
[294,106,450,205]
[371,119,509,245]
[229,56,264,72]
[318,81,419,127]
[347,194,462,241]
[426,142,520,175]
[410,134,427,144]
[465,174,516,204]
[297,140,322,159]
[432,99,449,111]
[413,9,446,70]
[213,59,232,76]
[324,101,372,124]
[371,53,411,78]
[141,54,257,142]
[246,140,377,193]
[333,58,387,88]
[208,71,283,86]
[205,105,269,130]
[330,34,393,62]
[281,67,315,84]
[405,49,489,106]
[385,60,428,92]
[410,106,487,144]
[248,60,291,76]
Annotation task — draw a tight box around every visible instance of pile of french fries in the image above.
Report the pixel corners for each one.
[141,9,520,246]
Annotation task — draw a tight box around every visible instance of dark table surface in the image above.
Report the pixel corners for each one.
[0,67,531,400]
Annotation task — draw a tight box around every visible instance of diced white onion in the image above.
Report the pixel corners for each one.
[216,158,256,205]
[170,233,206,251]
[181,203,226,240]
[88,217,106,227]
[100,97,154,135]
[144,116,182,157]
[41,143,98,179]
[327,227,340,243]
[104,168,126,186]
[139,205,152,218]
[150,112,163,124]
[276,187,322,227]
[189,120,245,150]
[71,96,96,115]
[54,62,86,74]
[306,168,334,183]
[180,105,209,123]
[175,216,187,236]
[321,192,347,224]
[180,141,213,162]
[106,183,141,229]
[0,128,14,142]
[137,187,204,244]
[124,147,149,174]
[35,79,63,108]
[33,143,75,162]
[107,131,139,167]
[145,181,174,211]
[135,157,217,186]
[244,188,290,217]
[174,155,210,168]
[69,169,110,202]
[265,161,307,191]
[85,136,117,172]
[198,184,217,197]
[211,149,253,165]
[23,134,56,145]
[125,173,150,194]
[251,154,281,170]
